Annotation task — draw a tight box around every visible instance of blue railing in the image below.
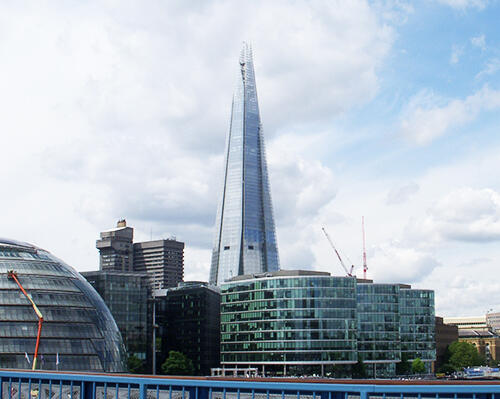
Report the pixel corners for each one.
[1,370,500,399]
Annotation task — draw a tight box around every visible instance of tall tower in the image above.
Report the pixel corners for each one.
[210,43,280,286]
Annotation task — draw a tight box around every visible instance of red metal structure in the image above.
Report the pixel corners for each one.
[362,216,368,279]
[321,227,355,277]
[7,270,44,370]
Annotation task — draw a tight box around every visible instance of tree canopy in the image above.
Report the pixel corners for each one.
[161,351,194,376]
[411,358,426,374]
[396,352,411,375]
[127,354,145,374]
[446,341,485,370]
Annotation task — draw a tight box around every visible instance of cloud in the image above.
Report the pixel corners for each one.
[386,182,419,205]
[450,44,464,64]
[471,34,487,50]
[409,187,500,243]
[399,86,500,145]
[368,240,439,283]
[476,58,500,79]
[437,0,487,10]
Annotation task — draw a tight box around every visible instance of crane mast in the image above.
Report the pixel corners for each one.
[321,227,354,277]
[362,216,368,279]
[7,270,44,370]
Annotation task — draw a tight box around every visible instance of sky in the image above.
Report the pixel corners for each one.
[1,0,500,317]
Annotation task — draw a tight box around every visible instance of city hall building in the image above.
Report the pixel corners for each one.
[220,270,435,377]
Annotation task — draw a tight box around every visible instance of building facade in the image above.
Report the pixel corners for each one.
[82,271,150,364]
[221,271,436,377]
[96,221,184,290]
[155,282,220,375]
[96,220,134,272]
[210,43,279,286]
[221,271,358,376]
[435,316,458,370]
[133,239,184,290]
[0,238,125,372]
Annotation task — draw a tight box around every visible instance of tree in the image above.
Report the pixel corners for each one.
[448,341,485,370]
[161,351,194,376]
[127,354,145,374]
[351,356,367,378]
[411,358,426,374]
[396,352,411,375]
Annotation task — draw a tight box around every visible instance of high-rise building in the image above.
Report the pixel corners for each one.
[210,43,279,286]
[96,220,134,272]
[133,239,184,290]
[96,221,184,290]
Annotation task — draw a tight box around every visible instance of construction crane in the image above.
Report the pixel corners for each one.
[362,216,368,280]
[7,270,44,370]
[321,227,355,277]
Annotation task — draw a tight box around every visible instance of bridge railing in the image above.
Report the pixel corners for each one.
[1,370,500,399]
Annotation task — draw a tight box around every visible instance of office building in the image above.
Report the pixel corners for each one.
[0,238,125,371]
[133,239,184,290]
[220,271,436,377]
[155,282,220,375]
[221,271,358,376]
[210,43,279,286]
[82,271,150,363]
[97,221,184,290]
[96,220,134,272]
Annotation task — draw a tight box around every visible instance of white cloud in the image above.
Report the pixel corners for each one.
[410,187,500,243]
[386,182,419,205]
[450,44,464,64]
[471,34,487,50]
[400,86,500,145]
[476,58,500,79]
[437,0,487,10]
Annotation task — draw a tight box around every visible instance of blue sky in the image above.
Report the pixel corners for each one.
[1,0,499,316]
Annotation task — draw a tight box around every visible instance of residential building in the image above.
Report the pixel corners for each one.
[0,238,125,371]
[155,282,220,375]
[82,271,150,363]
[96,219,134,272]
[133,239,184,290]
[210,43,279,286]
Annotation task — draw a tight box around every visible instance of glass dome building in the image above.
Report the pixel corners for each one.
[0,238,126,372]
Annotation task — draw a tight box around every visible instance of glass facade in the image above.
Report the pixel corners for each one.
[221,272,436,377]
[399,288,435,365]
[210,43,279,286]
[221,272,357,375]
[0,238,126,372]
[156,282,221,375]
[82,271,149,362]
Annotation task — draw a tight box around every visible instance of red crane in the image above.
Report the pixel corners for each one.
[7,270,44,370]
[362,216,368,280]
[321,227,355,277]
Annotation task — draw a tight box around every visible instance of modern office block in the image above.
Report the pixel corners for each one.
[221,271,358,376]
[399,288,435,370]
[435,316,458,370]
[133,239,184,290]
[82,271,150,363]
[0,238,125,372]
[221,271,436,377]
[96,220,134,272]
[155,282,220,375]
[356,283,401,377]
[210,43,279,286]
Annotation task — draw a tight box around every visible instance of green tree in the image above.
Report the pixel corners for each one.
[161,351,194,376]
[351,356,367,378]
[396,352,411,375]
[127,354,145,374]
[411,358,426,374]
[448,341,485,370]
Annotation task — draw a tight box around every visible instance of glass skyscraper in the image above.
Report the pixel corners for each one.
[210,43,279,286]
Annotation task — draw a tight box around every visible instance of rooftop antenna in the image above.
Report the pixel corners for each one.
[362,216,368,279]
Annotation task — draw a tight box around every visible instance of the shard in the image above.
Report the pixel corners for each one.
[210,44,280,286]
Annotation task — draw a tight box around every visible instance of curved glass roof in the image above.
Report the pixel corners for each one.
[0,239,126,372]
